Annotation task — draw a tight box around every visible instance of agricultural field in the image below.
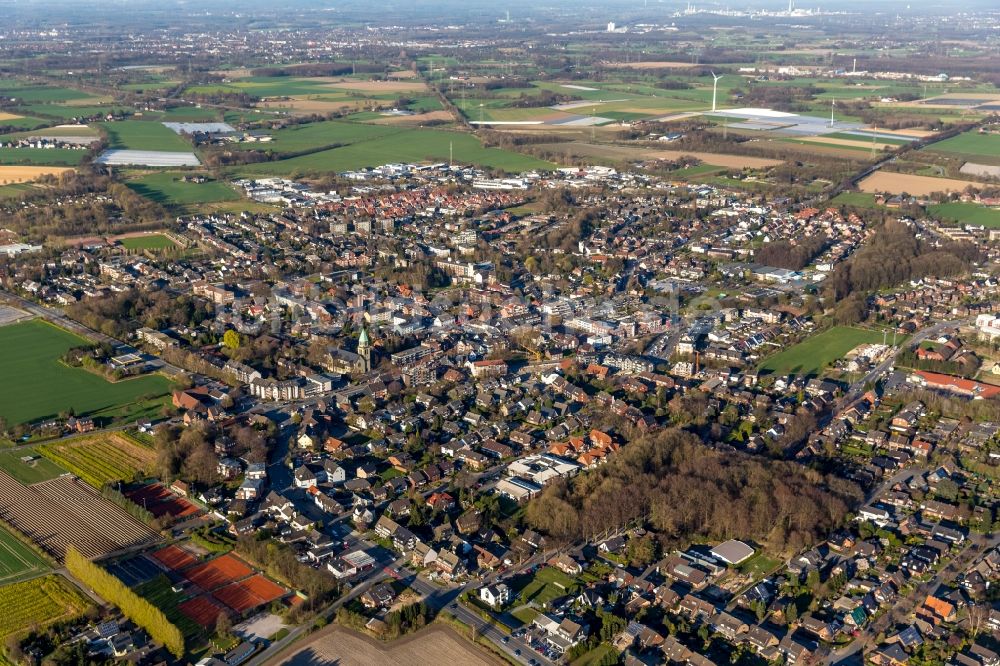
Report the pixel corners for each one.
[234,120,398,153]
[126,172,240,207]
[531,141,783,169]
[99,120,193,151]
[0,147,86,166]
[0,470,158,560]
[858,171,980,196]
[235,127,554,176]
[0,524,50,585]
[0,449,67,485]
[0,83,93,104]
[758,326,886,377]
[0,165,74,185]
[0,319,171,426]
[277,626,501,666]
[929,202,1000,228]
[0,575,89,639]
[36,432,156,489]
[0,113,48,130]
[925,130,1000,164]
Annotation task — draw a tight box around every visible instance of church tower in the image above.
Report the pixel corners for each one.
[358,327,373,373]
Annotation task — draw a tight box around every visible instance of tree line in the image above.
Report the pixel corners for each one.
[65,546,185,658]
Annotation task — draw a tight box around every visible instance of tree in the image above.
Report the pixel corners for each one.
[223,329,241,350]
[65,546,184,658]
[215,611,232,638]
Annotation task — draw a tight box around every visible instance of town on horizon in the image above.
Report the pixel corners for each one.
[0,2,998,666]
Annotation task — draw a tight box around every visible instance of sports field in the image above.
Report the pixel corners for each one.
[126,172,240,206]
[236,127,554,175]
[929,202,1000,228]
[118,233,180,250]
[0,524,50,585]
[0,575,89,639]
[99,120,193,151]
[758,326,886,377]
[0,319,171,426]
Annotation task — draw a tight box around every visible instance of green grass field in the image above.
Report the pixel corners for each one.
[512,566,579,606]
[236,126,553,175]
[0,575,90,639]
[0,84,92,104]
[126,173,240,206]
[118,233,180,250]
[0,524,50,586]
[758,326,886,377]
[0,147,85,166]
[927,131,1000,162]
[99,120,193,151]
[0,449,67,485]
[0,320,171,426]
[0,115,48,130]
[237,120,397,153]
[929,202,1000,228]
[831,191,881,208]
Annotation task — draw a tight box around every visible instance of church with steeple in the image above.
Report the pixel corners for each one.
[357,327,373,373]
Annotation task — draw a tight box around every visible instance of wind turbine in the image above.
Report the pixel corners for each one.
[829,98,836,127]
[710,71,723,112]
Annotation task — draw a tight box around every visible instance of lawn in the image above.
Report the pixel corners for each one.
[99,120,193,152]
[0,575,90,639]
[0,448,67,484]
[510,606,540,625]
[36,432,156,489]
[758,326,886,377]
[928,202,1000,228]
[0,320,172,426]
[0,147,85,166]
[0,524,50,586]
[572,643,619,666]
[118,233,180,250]
[736,552,783,580]
[512,566,579,606]
[236,126,554,176]
[126,172,240,206]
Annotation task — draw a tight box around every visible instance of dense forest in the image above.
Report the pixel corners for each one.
[755,234,829,270]
[827,221,981,301]
[524,428,863,554]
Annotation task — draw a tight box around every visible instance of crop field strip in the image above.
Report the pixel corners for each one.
[0,523,50,585]
[37,432,156,488]
[0,575,89,639]
[0,469,157,560]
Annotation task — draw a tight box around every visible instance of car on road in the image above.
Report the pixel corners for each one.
[450,602,457,609]
[501,637,509,644]
[514,649,521,656]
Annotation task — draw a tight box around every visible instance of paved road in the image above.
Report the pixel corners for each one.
[827,529,999,665]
